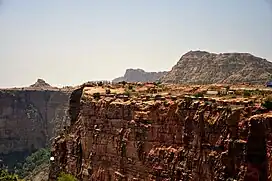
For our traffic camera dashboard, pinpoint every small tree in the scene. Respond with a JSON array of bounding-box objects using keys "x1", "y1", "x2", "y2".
[
  {"x1": 93, "y1": 92, "x2": 101, "y2": 100},
  {"x1": 105, "y1": 89, "x2": 111, "y2": 94}
]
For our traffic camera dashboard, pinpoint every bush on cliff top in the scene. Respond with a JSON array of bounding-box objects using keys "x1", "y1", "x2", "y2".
[
  {"x1": 262, "y1": 96, "x2": 272, "y2": 110},
  {"x1": 57, "y1": 172, "x2": 78, "y2": 181}
]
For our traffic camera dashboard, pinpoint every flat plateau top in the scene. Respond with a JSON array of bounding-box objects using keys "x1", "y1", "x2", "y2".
[{"x1": 81, "y1": 83, "x2": 272, "y2": 107}]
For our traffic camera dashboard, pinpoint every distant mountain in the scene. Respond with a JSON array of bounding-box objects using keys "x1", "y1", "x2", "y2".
[
  {"x1": 160, "y1": 51, "x2": 272, "y2": 84},
  {"x1": 30, "y1": 79, "x2": 52, "y2": 88},
  {"x1": 112, "y1": 69, "x2": 168, "y2": 83}
]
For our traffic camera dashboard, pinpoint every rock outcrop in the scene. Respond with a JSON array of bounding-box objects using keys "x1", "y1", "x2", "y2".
[
  {"x1": 30, "y1": 79, "x2": 52, "y2": 88},
  {"x1": 113, "y1": 69, "x2": 168, "y2": 83},
  {"x1": 161, "y1": 51, "x2": 272, "y2": 84},
  {"x1": 0, "y1": 88, "x2": 70, "y2": 169},
  {"x1": 49, "y1": 83, "x2": 272, "y2": 181}
]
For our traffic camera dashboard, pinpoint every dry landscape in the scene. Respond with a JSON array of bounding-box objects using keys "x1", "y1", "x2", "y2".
[
  {"x1": 1, "y1": 51, "x2": 272, "y2": 181},
  {"x1": 49, "y1": 81, "x2": 272, "y2": 181}
]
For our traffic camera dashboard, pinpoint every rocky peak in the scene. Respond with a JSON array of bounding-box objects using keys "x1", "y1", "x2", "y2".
[
  {"x1": 161, "y1": 51, "x2": 272, "y2": 84},
  {"x1": 30, "y1": 79, "x2": 52, "y2": 88}
]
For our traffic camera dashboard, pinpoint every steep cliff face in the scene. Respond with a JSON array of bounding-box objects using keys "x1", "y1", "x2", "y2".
[
  {"x1": 0, "y1": 88, "x2": 70, "y2": 168},
  {"x1": 113, "y1": 69, "x2": 168, "y2": 83},
  {"x1": 49, "y1": 84, "x2": 272, "y2": 181},
  {"x1": 161, "y1": 51, "x2": 272, "y2": 84}
]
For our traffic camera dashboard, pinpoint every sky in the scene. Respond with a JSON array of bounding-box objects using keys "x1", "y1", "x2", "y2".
[{"x1": 0, "y1": 0, "x2": 271, "y2": 88}]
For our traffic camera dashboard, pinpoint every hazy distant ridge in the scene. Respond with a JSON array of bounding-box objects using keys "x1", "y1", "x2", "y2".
[
  {"x1": 161, "y1": 50, "x2": 272, "y2": 84},
  {"x1": 112, "y1": 69, "x2": 168, "y2": 83}
]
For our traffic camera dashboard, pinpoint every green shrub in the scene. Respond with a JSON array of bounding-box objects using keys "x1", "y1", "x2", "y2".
[
  {"x1": 124, "y1": 90, "x2": 131, "y2": 97},
  {"x1": 105, "y1": 89, "x2": 111, "y2": 94},
  {"x1": 93, "y1": 92, "x2": 101, "y2": 100},
  {"x1": 128, "y1": 85, "x2": 133, "y2": 90},
  {"x1": 0, "y1": 169, "x2": 21, "y2": 181},
  {"x1": 153, "y1": 81, "x2": 162, "y2": 86},
  {"x1": 243, "y1": 90, "x2": 251, "y2": 97},
  {"x1": 57, "y1": 172, "x2": 78, "y2": 181},
  {"x1": 15, "y1": 148, "x2": 50, "y2": 178},
  {"x1": 193, "y1": 92, "x2": 204, "y2": 97},
  {"x1": 262, "y1": 96, "x2": 272, "y2": 110}
]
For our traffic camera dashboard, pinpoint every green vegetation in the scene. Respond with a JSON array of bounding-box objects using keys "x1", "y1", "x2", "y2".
[
  {"x1": 93, "y1": 92, "x2": 101, "y2": 100},
  {"x1": 193, "y1": 92, "x2": 204, "y2": 97},
  {"x1": 262, "y1": 96, "x2": 272, "y2": 110},
  {"x1": 15, "y1": 148, "x2": 50, "y2": 178},
  {"x1": 243, "y1": 90, "x2": 251, "y2": 97},
  {"x1": 124, "y1": 89, "x2": 132, "y2": 97},
  {"x1": 57, "y1": 172, "x2": 78, "y2": 181},
  {"x1": 0, "y1": 169, "x2": 21, "y2": 181},
  {"x1": 153, "y1": 81, "x2": 162, "y2": 86},
  {"x1": 105, "y1": 88, "x2": 111, "y2": 94},
  {"x1": 128, "y1": 85, "x2": 134, "y2": 90}
]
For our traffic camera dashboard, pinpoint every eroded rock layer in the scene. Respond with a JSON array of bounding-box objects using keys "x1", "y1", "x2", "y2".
[{"x1": 49, "y1": 85, "x2": 272, "y2": 181}]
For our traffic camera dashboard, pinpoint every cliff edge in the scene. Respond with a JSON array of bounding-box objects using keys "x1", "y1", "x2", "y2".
[{"x1": 49, "y1": 83, "x2": 272, "y2": 181}]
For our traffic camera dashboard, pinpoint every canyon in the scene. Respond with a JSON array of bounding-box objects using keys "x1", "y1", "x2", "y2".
[
  {"x1": 49, "y1": 83, "x2": 272, "y2": 181},
  {"x1": 1, "y1": 50, "x2": 272, "y2": 180},
  {"x1": 0, "y1": 80, "x2": 71, "y2": 169}
]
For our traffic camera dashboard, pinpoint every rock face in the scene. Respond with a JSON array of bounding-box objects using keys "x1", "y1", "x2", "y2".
[
  {"x1": 161, "y1": 51, "x2": 272, "y2": 84},
  {"x1": 113, "y1": 69, "x2": 168, "y2": 83},
  {"x1": 49, "y1": 84, "x2": 272, "y2": 181},
  {"x1": 0, "y1": 88, "x2": 70, "y2": 168}
]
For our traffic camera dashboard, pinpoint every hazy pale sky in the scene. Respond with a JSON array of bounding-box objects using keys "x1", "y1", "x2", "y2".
[{"x1": 0, "y1": 0, "x2": 271, "y2": 88}]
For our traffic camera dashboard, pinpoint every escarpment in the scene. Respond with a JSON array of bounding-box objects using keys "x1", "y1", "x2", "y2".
[
  {"x1": 0, "y1": 88, "x2": 70, "y2": 169},
  {"x1": 49, "y1": 84, "x2": 272, "y2": 181}
]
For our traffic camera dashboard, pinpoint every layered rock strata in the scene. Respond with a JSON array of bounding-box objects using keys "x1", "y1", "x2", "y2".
[{"x1": 49, "y1": 85, "x2": 272, "y2": 181}]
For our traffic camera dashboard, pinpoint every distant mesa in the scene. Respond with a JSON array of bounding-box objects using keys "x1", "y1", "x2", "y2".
[
  {"x1": 112, "y1": 68, "x2": 168, "y2": 83},
  {"x1": 30, "y1": 79, "x2": 52, "y2": 88}
]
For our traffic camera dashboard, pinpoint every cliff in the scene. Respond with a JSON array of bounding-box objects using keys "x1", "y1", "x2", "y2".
[
  {"x1": 113, "y1": 69, "x2": 168, "y2": 83},
  {"x1": 161, "y1": 51, "x2": 272, "y2": 84},
  {"x1": 0, "y1": 87, "x2": 70, "y2": 169},
  {"x1": 49, "y1": 83, "x2": 272, "y2": 181}
]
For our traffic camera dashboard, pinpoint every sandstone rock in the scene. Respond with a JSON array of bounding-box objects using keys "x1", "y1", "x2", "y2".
[{"x1": 49, "y1": 85, "x2": 272, "y2": 181}]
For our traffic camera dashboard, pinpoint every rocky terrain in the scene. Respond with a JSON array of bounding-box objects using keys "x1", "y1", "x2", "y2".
[
  {"x1": 49, "y1": 82, "x2": 272, "y2": 181},
  {"x1": 161, "y1": 51, "x2": 272, "y2": 84},
  {"x1": 0, "y1": 79, "x2": 71, "y2": 169},
  {"x1": 113, "y1": 69, "x2": 168, "y2": 83}
]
